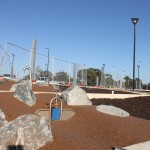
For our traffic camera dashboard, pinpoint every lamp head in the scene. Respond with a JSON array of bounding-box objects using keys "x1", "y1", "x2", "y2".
[{"x1": 131, "y1": 18, "x2": 139, "y2": 25}]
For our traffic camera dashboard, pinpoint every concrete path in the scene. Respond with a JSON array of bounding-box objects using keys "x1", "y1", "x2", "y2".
[
  {"x1": 115, "y1": 141, "x2": 150, "y2": 150},
  {"x1": 87, "y1": 93, "x2": 149, "y2": 99}
]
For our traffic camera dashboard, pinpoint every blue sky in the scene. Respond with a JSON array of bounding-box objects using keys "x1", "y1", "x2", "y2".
[{"x1": 0, "y1": 0, "x2": 150, "y2": 83}]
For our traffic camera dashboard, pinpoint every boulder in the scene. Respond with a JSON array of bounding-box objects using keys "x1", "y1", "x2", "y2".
[
  {"x1": 10, "y1": 83, "x2": 18, "y2": 92},
  {"x1": 0, "y1": 114, "x2": 53, "y2": 150},
  {"x1": 96, "y1": 105, "x2": 129, "y2": 117},
  {"x1": 0, "y1": 109, "x2": 8, "y2": 128},
  {"x1": 13, "y1": 80, "x2": 36, "y2": 106},
  {"x1": 61, "y1": 85, "x2": 92, "y2": 105},
  {"x1": 11, "y1": 80, "x2": 31, "y2": 92}
]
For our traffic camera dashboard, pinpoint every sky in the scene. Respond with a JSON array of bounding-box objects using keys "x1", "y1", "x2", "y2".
[{"x1": 0, "y1": 0, "x2": 150, "y2": 83}]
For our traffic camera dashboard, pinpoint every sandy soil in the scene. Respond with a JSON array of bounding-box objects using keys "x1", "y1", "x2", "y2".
[{"x1": 0, "y1": 81, "x2": 150, "y2": 150}]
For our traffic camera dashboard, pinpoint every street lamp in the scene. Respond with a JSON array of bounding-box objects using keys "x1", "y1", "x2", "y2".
[
  {"x1": 45, "y1": 64, "x2": 47, "y2": 77},
  {"x1": 100, "y1": 64, "x2": 105, "y2": 87},
  {"x1": 46, "y1": 48, "x2": 50, "y2": 83},
  {"x1": 11, "y1": 54, "x2": 15, "y2": 78},
  {"x1": 137, "y1": 65, "x2": 140, "y2": 79},
  {"x1": 137, "y1": 65, "x2": 140, "y2": 89},
  {"x1": 103, "y1": 64, "x2": 105, "y2": 74},
  {"x1": 131, "y1": 18, "x2": 139, "y2": 90},
  {"x1": 103, "y1": 64, "x2": 105, "y2": 87}
]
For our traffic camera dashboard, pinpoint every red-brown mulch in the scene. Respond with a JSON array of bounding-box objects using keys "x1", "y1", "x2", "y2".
[
  {"x1": 0, "y1": 82, "x2": 150, "y2": 150},
  {"x1": 59, "y1": 85, "x2": 135, "y2": 94}
]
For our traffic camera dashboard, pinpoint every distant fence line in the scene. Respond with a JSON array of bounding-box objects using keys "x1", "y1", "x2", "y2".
[
  {"x1": 1, "y1": 42, "x2": 144, "y2": 89},
  {"x1": 0, "y1": 42, "x2": 87, "y2": 85}
]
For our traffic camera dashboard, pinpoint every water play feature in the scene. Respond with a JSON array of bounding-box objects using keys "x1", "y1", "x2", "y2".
[{"x1": 35, "y1": 94, "x2": 75, "y2": 121}]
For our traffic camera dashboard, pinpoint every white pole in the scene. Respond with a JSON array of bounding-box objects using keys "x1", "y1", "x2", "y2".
[
  {"x1": 52, "y1": 56, "x2": 54, "y2": 81},
  {"x1": 68, "y1": 61, "x2": 70, "y2": 83}
]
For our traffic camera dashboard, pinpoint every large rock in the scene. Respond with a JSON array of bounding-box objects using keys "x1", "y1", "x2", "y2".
[
  {"x1": 13, "y1": 80, "x2": 36, "y2": 106},
  {"x1": 61, "y1": 85, "x2": 92, "y2": 105},
  {"x1": 0, "y1": 114, "x2": 53, "y2": 150},
  {"x1": 96, "y1": 105, "x2": 129, "y2": 117},
  {"x1": 10, "y1": 83, "x2": 18, "y2": 92},
  {"x1": 11, "y1": 80, "x2": 32, "y2": 92},
  {"x1": 0, "y1": 109, "x2": 8, "y2": 128}
]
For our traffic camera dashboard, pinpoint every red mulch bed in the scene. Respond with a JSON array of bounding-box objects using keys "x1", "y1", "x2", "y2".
[
  {"x1": 0, "y1": 81, "x2": 150, "y2": 150},
  {"x1": 91, "y1": 97, "x2": 150, "y2": 120}
]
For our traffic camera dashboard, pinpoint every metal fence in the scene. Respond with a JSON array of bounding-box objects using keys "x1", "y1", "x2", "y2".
[
  {"x1": 0, "y1": 41, "x2": 87, "y2": 85},
  {"x1": 103, "y1": 72, "x2": 142, "y2": 89}
]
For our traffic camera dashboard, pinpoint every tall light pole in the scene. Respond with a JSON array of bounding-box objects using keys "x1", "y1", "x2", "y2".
[
  {"x1": 45, "y1": 64, "x2": 47, "y2": 77},
  {"x1": 11, "y1": 54, "x2": 15, "y2": 78},
  {"x1": 81, "y1": 64, "x2": 86, "y2": 84},
  {"x1": 103, "y1": 64, "x2": 105, "y2": 87},
  {"x1": 137, "y1": 65, "x2": 140, "y2": 79},
  {"x1": 131, "y1": 18, "x2": 139, "y2": 90},
  {"x1": 100, "y1": 64, "x2": 105, "y2": 87},
  {"x1": 137, "y1": 65, "x2": 140, "y2": 89},
  {"x1": 103, "y1": 64, "x2": 105, "y2": 74},
  {"x1": 46, "y1": 48, "x2": 50, "y2": 83}
]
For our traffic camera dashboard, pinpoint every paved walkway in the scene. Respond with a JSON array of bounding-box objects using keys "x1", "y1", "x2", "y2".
[{"x1": 116, "y1": 141, "x2": 150, "y2": 150}]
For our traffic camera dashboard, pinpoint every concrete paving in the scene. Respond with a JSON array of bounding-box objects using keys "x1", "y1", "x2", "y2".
[
  {"x1": 115, "y1": 141, "x2": 150, "y2": 150},
  {"x1": 87, "y1": 93, "x2": 149, "y2": 99},
  {"x1": 35, "y1": 109, "x2": 75, "y2": 120}
]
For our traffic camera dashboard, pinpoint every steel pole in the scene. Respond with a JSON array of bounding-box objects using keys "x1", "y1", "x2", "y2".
[
  {"x1": 137, "y1": 65, "x2": 140, "y2": 89},
  {"x1": 47, "y1": 49, "x2": 49, "y2": 83},
  {"x1": 131, "y1": 18, "x2": 139, "y2": 90},
  {"x1": 11, "y1": 54, "x2": 15, "y2": 78},
  {"x1": 133, "y1": 24, "x2": 136, "y2": 90}
]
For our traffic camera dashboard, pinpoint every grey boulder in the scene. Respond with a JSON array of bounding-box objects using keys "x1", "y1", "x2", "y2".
[
  {"x1": 13, "y1": 80, "x2": 36, "y2": 106},
  {"x1": 0, "y1": 114, "x2": 53, "y2": 150},
  {"x1": 62, "y1": 85, "x2": 92, "y2": 105}
]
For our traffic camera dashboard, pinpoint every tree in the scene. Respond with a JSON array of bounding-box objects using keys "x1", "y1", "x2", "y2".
[
  {"x1": 87, "y1": 68, "x2": 101, "y2": 86},
  {"x1": 142, "y1": 83, "x2": 149, "y2": 90},
  {"x1": 124, "y1": 76, "x2": 132, "y2": 89},
  {"x1": 87, "y1": 68, "x2": 96, "y2": 86},
  {"x1": 54, "y1": 71, "x2": 69, "y2": 82},
  {"x1": 135, "y1": 78, "x2": 143, "y2": 89},
  {"x1": 105, "y1": 74, "x2": 114, "y2": 87}
]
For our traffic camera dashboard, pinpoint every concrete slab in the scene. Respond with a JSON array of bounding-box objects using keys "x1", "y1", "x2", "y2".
[
  {"x1": 61, "y1": 109, "x2": 76, "y2": 120},
  {"x1": 123, "y1": 141, "x2": 150, "y2": 150},
  {"x1": 35, "y1": 108, "x2": 75, "y2": 120},
  {"x1": 87, "y1": 93, "x2": 149, "y2": 99},
  {"x1": 115, "y1": 141, "x2": 150, "y2": 150}
]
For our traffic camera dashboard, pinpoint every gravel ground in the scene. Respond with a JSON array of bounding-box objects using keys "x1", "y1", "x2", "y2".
[{"x1": 0, "y1": 81, "x2": 150, "y2": 150}]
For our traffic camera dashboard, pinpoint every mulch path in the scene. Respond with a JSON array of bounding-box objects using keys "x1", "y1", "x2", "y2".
[{"x1": 0, "y1": 81, "x2": 150, "y2": 150}]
